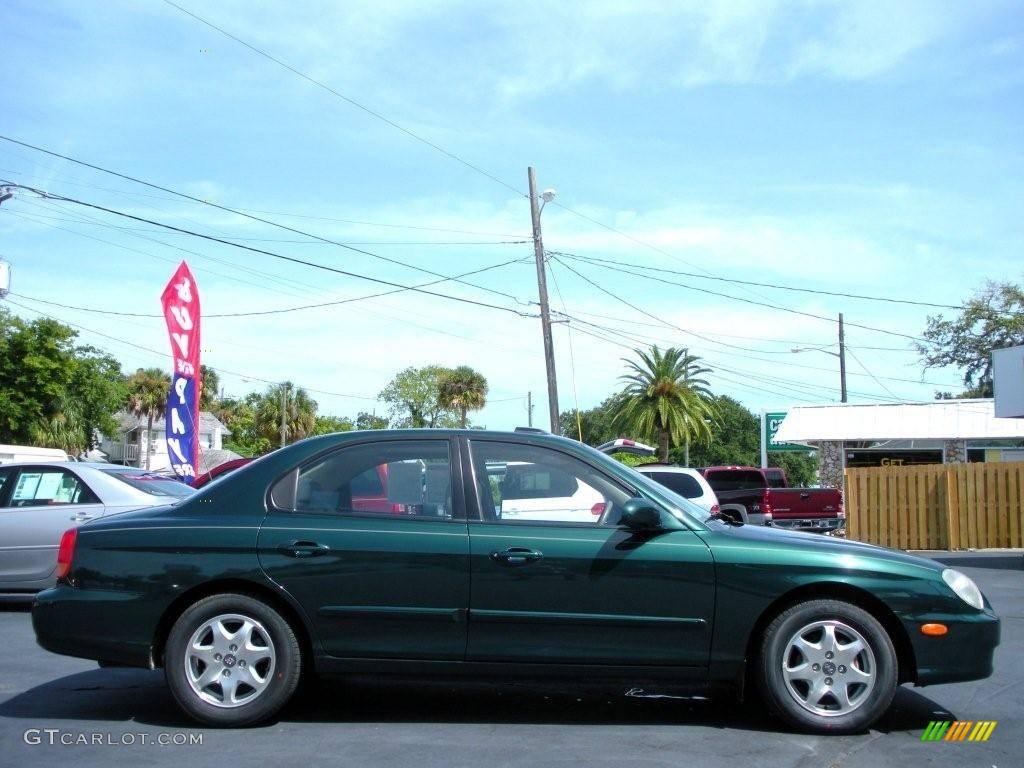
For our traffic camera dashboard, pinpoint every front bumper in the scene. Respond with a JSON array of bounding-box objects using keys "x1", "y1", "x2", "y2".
[{"x1": 906, "y1": 608, "x2": 1001, "y2": 686}]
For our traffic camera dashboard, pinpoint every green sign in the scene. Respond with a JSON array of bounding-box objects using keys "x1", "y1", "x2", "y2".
[{"x1": 765, "y1": 411, "x2": 808, "y2": 452}]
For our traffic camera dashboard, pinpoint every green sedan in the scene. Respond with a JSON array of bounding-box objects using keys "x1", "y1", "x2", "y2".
[{"x1": 31, "y1": 430, "x2": 999, "y2": 732}]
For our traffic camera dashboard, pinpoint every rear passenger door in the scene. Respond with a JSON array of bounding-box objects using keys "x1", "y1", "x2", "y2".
[
  {"x1": 257, "y1": 438, "x2": 471, "y2": 660},
  {"x1": 0, "y1": 466, "x2": 106, "y2": 584}
]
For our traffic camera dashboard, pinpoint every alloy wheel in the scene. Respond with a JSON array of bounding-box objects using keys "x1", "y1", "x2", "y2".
[
  {"x1": 184, "y1": 613, "x2": 276, "y2": 708},
  {"x1": 781, "y1": 619, "x2": 876, "y2": 717}
]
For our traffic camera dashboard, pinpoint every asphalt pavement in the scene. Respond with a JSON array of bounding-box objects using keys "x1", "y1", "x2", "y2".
[{"x1": 1, "y1": 550, "x2": 1021, "y2": 768}]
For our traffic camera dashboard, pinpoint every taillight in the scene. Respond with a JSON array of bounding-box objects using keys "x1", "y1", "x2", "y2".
[
  {"x1": 838, "y1": 499, "x2": 846, "y2": 519},
  {"x1": 761, "y1": 488, "x2": 773, "y2": 517},
  {"x1": 710, "y1": 504, "x2": 720, "y2": 514},
  {"x1": 56, "y1": 528, "x2": 77, "y2": 582},
  {"x1": 591, "y1": 503, "x2": 606, "y2": 516}
]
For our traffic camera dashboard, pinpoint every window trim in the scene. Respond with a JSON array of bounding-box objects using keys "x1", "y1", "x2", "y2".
[
  {"x1": 266, "y1": 436, "x2": 466, "y2": 522},
  {"x1": 462, "y1": 437, "x2": 641, "y2": 528}
]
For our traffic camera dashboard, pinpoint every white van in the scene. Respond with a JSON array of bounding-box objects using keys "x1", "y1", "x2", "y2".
[{"x1": 0, "y1": 445, "x2": 71, "y2": 465}]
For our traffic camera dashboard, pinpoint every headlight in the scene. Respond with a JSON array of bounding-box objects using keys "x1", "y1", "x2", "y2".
[{"x1": 942, "y1": 568, "x2": 985, "y2": 610}]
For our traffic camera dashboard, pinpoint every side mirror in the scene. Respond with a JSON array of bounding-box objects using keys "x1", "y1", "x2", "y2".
[{"x1": 619, "y1": 498, "x2": 662, "y2": 530}]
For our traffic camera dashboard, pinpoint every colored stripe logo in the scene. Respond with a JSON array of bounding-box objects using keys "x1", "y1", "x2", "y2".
[{"x1": 921, "y1": 721, "x2": 996, "y2": 742}]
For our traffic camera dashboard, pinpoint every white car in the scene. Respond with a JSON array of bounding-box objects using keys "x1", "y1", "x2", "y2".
[
  {"x1": 485, "y1": 460, "x2": 609, "y2": 523},
  {"x1": 634, "y1": 465, "x2": 720, "y2": 515},
  {"x1": 0, "y1": 462, "x2": 195, "y2": 600}
]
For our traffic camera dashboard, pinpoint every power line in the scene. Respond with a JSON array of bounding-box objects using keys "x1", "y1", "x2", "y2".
[
  {"x1": 550, "y1": 254, "x2": 825, "y2": 353},
  {"x1": 158, "y1": 1, "x2": 526, "y2": 199},
  {"x1": 0, "y1": 138, "x2": 531, "y2": 304},
  {"x1": 554, "y1": 251, "x2": 964, "y2": 310},
  {"x1": 552, "y1": 251, "x2": 929, "y2": 343},
  {"x1": 9, "y1": 257, "x2": 528, "y2": 319},
  {"x1": 2, "y1": 298, "x2": 381, "y2": 402},
  {"x1": 1, "y1": 155, "x2": 528, "y2": 237},
  {"x1": 1, "y1": 181, "x2": 537, "y2": 318}
]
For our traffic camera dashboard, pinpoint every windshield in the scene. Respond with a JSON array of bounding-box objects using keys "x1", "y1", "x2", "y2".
[{"x1": 103, "y1": 470, "x2": 196, "y2": 498}]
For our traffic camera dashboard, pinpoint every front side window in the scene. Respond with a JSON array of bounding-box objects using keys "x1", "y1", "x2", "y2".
[
  {"x1": 704, "y1": 470, "x2": 765, "y2": 492},
  {"x1": 283, "y1": 440, "x2": 453, "y2": 519},
  {"x1": 8, "y1": 469, "x2": 100, "y2": 507},
  {"x1": 469, "y1": 440, "x2": 632, "y2": 525}
]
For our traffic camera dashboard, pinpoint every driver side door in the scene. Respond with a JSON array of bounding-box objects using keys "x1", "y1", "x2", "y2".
[{"x1": 464, "y1": 438, "x2": 715, "y2": 668}]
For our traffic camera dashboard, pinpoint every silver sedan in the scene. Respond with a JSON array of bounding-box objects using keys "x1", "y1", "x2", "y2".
[{"x1": 0, "y1": 462, "x2": 194, "y2": 599}]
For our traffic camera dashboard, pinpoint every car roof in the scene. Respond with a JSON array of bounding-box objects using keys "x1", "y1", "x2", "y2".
[{"x1": 636, "y1": 465, "x2": 704, "y2": 474}]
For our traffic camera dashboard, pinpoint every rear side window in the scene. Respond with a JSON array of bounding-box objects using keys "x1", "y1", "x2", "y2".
[
  {"x1": 704, "y1": 470, "x2": 766, "y2": 492},
  {"x1": 103, "y1": 470, "x2": 195, "y2": 498},
  {"x1": 764, "y1": 469, "x2": 787, "y2": 488},
  {"x1": 276, "y1": 440, "x2": 454, "y2": 520},
  {"x1": 646, "y1": 471, "x2": 703, "y2": 499}
]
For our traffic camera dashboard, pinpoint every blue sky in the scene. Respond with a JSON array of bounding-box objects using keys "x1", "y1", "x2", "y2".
[{"x1": 2, "y1": 0, "x2": 1022, "y2": 429}]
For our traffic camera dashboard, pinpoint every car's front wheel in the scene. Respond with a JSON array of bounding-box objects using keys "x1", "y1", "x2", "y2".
[
  {"x1": 165, "y1": 593, "x2": 301, "y2": 726},
  {"x1": 758, "y1": 599, "x2": 897, "y2": 734}
]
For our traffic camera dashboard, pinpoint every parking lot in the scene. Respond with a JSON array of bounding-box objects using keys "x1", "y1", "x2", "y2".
[{"x1": 0, "y1": 551, "x2": 1020, "y2": 768}]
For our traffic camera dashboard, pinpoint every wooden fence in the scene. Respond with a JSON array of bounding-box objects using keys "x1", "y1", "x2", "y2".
[{"x1": 844, "y1": 462, "x2": 1024, "y2": 550}]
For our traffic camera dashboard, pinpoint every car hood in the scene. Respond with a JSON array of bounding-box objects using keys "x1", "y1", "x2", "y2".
[{"x1": 699, "y1": 518, "x2": 946, "y2": 575}]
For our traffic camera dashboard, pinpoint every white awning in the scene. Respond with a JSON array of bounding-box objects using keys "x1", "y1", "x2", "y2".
[{"x1": 773, "y1": 399, "x2": 1024, "y2": 443}]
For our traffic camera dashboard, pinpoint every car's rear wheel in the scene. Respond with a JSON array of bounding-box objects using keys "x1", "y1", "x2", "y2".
[
  {"x1": 758, "y1": 599, "x2": 897, "y2": 734},
  {"x1": 165, "y1": 593, "x2": 301, "y2": 727}
]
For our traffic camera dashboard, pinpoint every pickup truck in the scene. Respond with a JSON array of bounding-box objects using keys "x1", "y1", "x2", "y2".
[{"x1": 699, "y1": 465, "x2": 845, "y2": 533}]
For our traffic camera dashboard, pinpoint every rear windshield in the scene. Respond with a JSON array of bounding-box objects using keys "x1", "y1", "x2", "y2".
[
  {"x1": 103, "y1": 470, "x2": 196, "y2": 497},
  {"x1": 645, "y1": 472, "x2": 703, "y2": 499},
  {"x1": 704, "y1": 470, "x2": 766, "y2": 492}
]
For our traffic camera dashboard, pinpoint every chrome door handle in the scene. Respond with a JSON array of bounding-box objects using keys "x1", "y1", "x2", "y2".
[
  {"x1": 278, "y1": 540, "x2": 331, "y2": 558},
  {"x1": 490, "y1": 547, "x2": 543, "y2": 566},
  {"x1": 70, "y1": 514, "x2": 96, "y2": 522}
]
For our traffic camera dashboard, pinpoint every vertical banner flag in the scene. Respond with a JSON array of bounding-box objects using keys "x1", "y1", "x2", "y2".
[{"x1": 160, "y1": 261, "x2": 201, "y2": 481}]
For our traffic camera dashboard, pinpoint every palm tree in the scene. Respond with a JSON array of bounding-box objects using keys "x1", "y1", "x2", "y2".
[
  {"x1": 613, "y1": 346, "x2": 717, "y2": 463},
  {"x1": 255, "y1": 382, "x2": 317, "y2": 448},
  {"x1": 438, "y1": 366, "x2": 488, "y2": 428},
  {"x1": 125, "y1": 367, "x2": 170, "y2": 469}
]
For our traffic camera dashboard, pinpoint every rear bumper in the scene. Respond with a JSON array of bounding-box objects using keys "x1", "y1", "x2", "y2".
[
  {"x1": 907, "y1": 609, "x2": 1000, "y2": 686},
  {"x1": 32, "y1": 586, "x2": 154, "y2": 668},
  {"x1": 771, "y1": 517, "x2": 845, "y2": 532}
]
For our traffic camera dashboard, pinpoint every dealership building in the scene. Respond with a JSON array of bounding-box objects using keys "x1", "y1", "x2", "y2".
[{"x1": 773, "y1": 399, "x2": 1024, "y2": 490}]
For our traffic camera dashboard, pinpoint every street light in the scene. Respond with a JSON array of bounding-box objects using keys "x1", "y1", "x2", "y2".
[
  {"x1": 528, "y1": 167, "x2": 560, "y2": 433},
  {"x1": 791, "y1": 317, "x2": 848, "y2": 403}
]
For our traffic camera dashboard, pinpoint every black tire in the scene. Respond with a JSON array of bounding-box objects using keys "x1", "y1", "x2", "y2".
[
  {"x1": 164, "y1": 593, "x2": 302, "y2": 727},
  {"x1": 758, "y1": 599, "x2": 897, "y2": 734}
]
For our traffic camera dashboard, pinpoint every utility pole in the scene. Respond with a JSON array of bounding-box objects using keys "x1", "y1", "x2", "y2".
[
  {"x1": 528, "y1": 167, "x2": 560, "y2": 434},
  {"x1": 280, "y1": 384, "x2": 288, "y2": 448},
  {"x1": 838, "y1": 313, "x2": 848, "y2": 403},
  {"x1": 527, "y1": 391, "x2": 534, "y2": 427}
]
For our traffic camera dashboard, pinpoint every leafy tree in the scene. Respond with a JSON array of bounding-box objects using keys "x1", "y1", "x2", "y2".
[
  {"x1": 254, "y1": 382, "x2": 317, "y2": 447},
  {"x1": 684, "y1": 395, "x2": 760, "y2": 467},
  {"x1": 613, "y1": 346, "x2": 717, "y2": 462},
  {"x1": 918, "y1": 280, "x2": 1024, "y2": 397},
  {"x1": 438, "y1": 366, "x2": 488, "y2": 428},
  {"x1": 379, "y1": 366, "x2": 460, "y2": 428},
  {"x1": 0, "y1": 310, "x2": 125, "y2": 454},
  {"x1": 313, "y1": 414, "x2": 355, "y2": 435},
  {"x1": 559, "y1": 395, "x2": 624, "y2": 445},
  {"x1": 125, "y1": 367, "x2": 170, "y2": 470},
  {"x1": 199, "y1": 364, "x2": 220, "y2": 410},
  {"x1": 683, "y1": 395, "x2": 817, "y2": 484},
  {"x1": 215, "y1": 394, "x2": 268, "y2": 457},
  {"x1": 355, "y1": 411, "x2": 389, "y2": 430}
]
